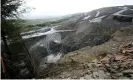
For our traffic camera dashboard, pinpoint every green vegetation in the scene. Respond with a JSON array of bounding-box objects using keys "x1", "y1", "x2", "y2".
[
  {"x1": 1, "y1": 0, "x2": 36, "y2": 79},
  {"x1": 36, "y1": 21, "x2": 60, "y2": 27},
  {"x1": 21, "y1": 24, "x2": 35, "y2": 32},
  {"x1": 1, "y1": 0, "x2": 25, "y2": 55},
  {"x1": 23, "y1": 13, "x2": 84, "y2": 30},
  {"x1": 2, "y1": 19, "x2": 26, "y2": 42},
  {"x1": 21, "y1": 20, "x2": 61, "y2": 32}
]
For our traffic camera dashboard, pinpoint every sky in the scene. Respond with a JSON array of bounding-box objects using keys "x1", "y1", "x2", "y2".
[{"x1": 21, "y1": 0, "x2": 133, "y2": 19}]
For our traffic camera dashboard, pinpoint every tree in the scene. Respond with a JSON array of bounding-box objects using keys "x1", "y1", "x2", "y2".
[
  {"x1": 1, "y1": 0, "x2": 24, "y2": 55},
  {"x1": 1, "y1": 0, "x2": 36, "y2": 78},
  {"x1": 1, "y1": 0, "x2": 23, "y2": 19},
  {"x1": 1, "y1": 0, "x2": 24, "y2": 78}
]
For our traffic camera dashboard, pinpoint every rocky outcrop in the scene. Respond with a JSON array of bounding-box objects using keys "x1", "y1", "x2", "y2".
[{"x1": 38, "y1": 26, "x2": 133, "y2": 79}]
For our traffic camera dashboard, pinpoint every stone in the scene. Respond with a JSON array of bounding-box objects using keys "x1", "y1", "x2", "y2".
[
  {"x1": 114, "y1": 73, "x2": 123, "y2": 77},
  {"x1": 92, "y1": 71, "x2": 99, "y2": 78},
  {"x1": 104, "y1": 64, "x2": 110, "y2": 67},
  {"x1": 72, "y1": 76, "x2": 78, "y2": 79},
  {"x1": 114, "y1": 55, "x2": 124, "y2": 61},
  {"x1": 123, "y1": 43, "x2": 133, "y2": 48},
  {"x1": 131, "y1": 60, "x2": 133, "y2": 65},
  {"x1": 109, "y1": 56, "x2": 115, "y2": 64},
  {"x1": 100, "y1": 56, "x2": 109, "y2": 64},
  {"x1": 106, "y1": 67, "x2": 117, "y2": 73},
  {"x1": 118, "y1": 76, "x2": 129, "y2": 79},
  {"x1": 80, "y1": 77, "x2": 84, "y2": 79},
  {"x1": 106, "y1": 73, "x2": 110, "y2": 76},
  {"x1": 88, "y1": 63, "x2": 97, "y2": 70},
  {"x1": 123, "y1": 70, "x2": 133, "y2": 74},
  {"x1": 122, "y1": 49, "x2": 133, "y2": 54},
  {"x1": 84, "y1": 74, "x2": 92, "y2": 79},
  {"x1": 92, "y1": 70, "x2": 108, "y2": 79},
  {"x1": 97, "y1": 63, "x2": 103, "y2": 67},
  {"x1": 113, "y1": 65, "x2": 119, "y2": 70},
  {"x1": 97, "y1": 70, "x2": 108, "y2": 79},
  {"x1": 86, "y1": 70, "x2": 91, "y2": 74},
  {"x1": 92, "y1": 59, "x2": 98, "y2": 63}
]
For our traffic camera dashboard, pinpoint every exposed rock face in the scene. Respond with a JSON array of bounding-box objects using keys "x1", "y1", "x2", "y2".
[{"x1": 39, "y1": 26, "x2": 133, "y2": 79}]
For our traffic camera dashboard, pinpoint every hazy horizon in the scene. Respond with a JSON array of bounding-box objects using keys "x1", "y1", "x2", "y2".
[{"x1": 20, "y1": 0, "x2": 133, "y2": 19}]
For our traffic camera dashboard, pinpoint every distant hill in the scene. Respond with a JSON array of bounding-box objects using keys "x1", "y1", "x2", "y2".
[
  {"x1": 56, "y1": 5, "x2": 133, "y2": 51},
  {"x1": 24, "y1": 14, "x2": 76, "y2": 25}
]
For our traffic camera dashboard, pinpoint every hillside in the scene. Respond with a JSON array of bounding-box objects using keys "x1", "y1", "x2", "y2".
[
  {"x1": 56, "y1": 5, "x2": 133, "y2": 52},
  {"x1": 36, "y1": 5, "x2": 133, "y2": 79},
  {"x1": 39, "y1": 25, "x2": 133, "y2": 79},
  {"x1": 20, "y1": 5, "x2": 133, "y2": 79}
]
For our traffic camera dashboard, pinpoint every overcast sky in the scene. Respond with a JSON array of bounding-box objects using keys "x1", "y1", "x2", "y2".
[{"x1": 21, "y1": 0, "x2": 133, "y2": 19}]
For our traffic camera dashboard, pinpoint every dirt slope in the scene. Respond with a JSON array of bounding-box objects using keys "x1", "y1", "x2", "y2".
[{"x1": 39, "y1": 25, "x2": 133, "y2": 79}]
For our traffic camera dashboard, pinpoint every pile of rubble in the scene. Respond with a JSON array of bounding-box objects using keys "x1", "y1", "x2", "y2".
[
  {"x1": 40, "y1": 43, "x2": 133, "y2": 79},
  {"x1": 82, "y1": 42, "x2": 133, "y2": 79}
]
